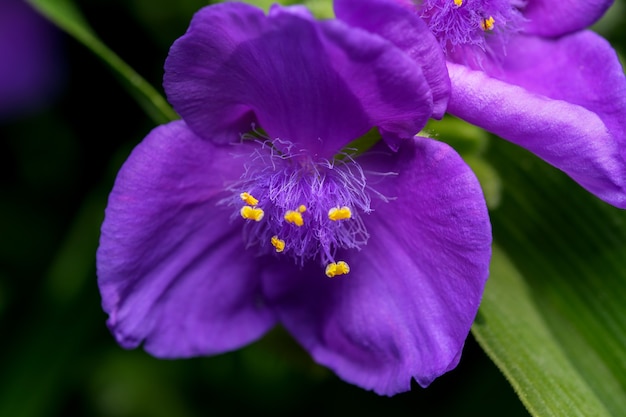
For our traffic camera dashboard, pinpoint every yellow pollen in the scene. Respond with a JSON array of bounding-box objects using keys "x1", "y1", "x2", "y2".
[
  {"x1": 284, "y1": 210, "x2": 304, "y2": 226},
  {"x1": 454, "y1": 0, "x2": 462, "y2": 6},
  {"x1": 481, "y1": 16, "x2": 495, "y2": 31},
  {"x1": 325, "y1": 261, "x2": 350, "y2": 278},
  {"x1": 328, "y1": 206, "x2": 352, "y2": 221},
  {"x1": 298, "y1": 205, "x2": 307, "y2": 213},
  {"x1": 240, "y1": 192, "x2": 259, "y2": 206},
  {"x1": 240, "y1": 205, "x2": 264, "y2": 221},
  {"x1": 271, "y1": 236, "x2": 285, "y2": 253}
]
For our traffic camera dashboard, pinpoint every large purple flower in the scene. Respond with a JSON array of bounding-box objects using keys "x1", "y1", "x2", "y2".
[
  {"x1": 338, "y1": 0, "x2": 626, "y2": 207},
  {"x1": 97, "y1": 1, "x2": 492, "y2": 395}
]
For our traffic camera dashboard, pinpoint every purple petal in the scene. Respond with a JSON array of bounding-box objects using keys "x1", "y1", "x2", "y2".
[
  {"x1": 523, "y1": 0, "x2": 614, "y2": 37},
  {"x1": 0, "y1": 0, "x2": 62, "y2": 118},
  {"x1": 334, "y1": 0, "x2": 450, "y2": 119},
  {"x1": 164, "y1": 2, "x2": 437, "y2": 156},
  {"x1": 265, "y1": 137, "x2": 491, "y2": 395},
  {"x1": 97, "y1": 121, "x2": 276, "y2": 357},
  {"x1": 448, "y1": 31, "x2": 626, "y2": 207}
]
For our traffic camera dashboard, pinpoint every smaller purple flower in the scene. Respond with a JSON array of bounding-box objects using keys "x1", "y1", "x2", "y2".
[
  {"x1": 97, "y1": 1, "x2": 492, "y2": 395},
  {"x1": 339, "y1": 0, "x2": 626, "y2": 207},
  {"x1": 418, "y1": 0, "x2": 525, "y2": 57},
  {"x1": 0, "y1": 0, "x2": 62, "y2": 119}
]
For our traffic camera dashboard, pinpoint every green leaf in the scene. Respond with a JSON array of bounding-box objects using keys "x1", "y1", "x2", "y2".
[
  {"x1": 26, "y1": 0, "x2": 178, "y2": 124},
  {"x1": 225, "y1": 0, "x2": 335, "y2": 18},
  {"x1": 473, "y1": 138, "x2": 626, "y2": 417}
]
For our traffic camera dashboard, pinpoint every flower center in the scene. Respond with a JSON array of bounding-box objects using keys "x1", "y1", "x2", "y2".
[
  {"x1": 226, "y1": 142, "x2": 376, "y2": 277},
  {"x1": 416, "y1": 0, "x2": 524, "y2": 56}
]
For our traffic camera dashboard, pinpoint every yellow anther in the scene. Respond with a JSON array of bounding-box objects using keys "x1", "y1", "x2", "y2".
[
  {"x1": 271, "y1": 236, "x2": 285, "y2": 253},
  {"x1": 240, "y1": 205, "x2": 264, "y2": 221},
  {"x1": 481, "y1": 16, "x2": 495, "y2": 31},
  {"x1": 328, "y1": 206, "x2": 352, "y2": 221},
  {"x1": 284, "y1": 210, "x2": 304, "y2": 227},
  {"x1": 298, "y1": 205, "x2": 307, "y2": 213},
  {"x1": 240, "y1": 192, "x2": 259, "y2": 206},
  {"x1": 454, "y1": 0, "x2": 462, "y2": 6},
  {"x1": 325, "y1": 261, "x2": 350, "y2": 278}
]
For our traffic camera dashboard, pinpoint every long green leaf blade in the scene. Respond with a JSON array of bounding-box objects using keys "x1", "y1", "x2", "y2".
[
  {"x1": 474, "y1": 138, "x2": 626, "y2": 417},
  {"x1": 474, "y1": 246, "x2": 621, "y2": 417}
]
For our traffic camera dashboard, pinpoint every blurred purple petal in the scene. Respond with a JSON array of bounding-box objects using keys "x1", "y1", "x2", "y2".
[
  {"x1": 97, "y1": 121, "x2": 277, "y2": 357},
  {"x1": 266, "y1": 137, "x2": 491, "y2": 395},
  {"x1": 448, "y1": 31, "x2": 626, "y2": 207},
  {"x1": 0, "y1": 0, "x2": 63, "y2": 118},
  {"x1": 397, "y1": 0, "x2": 626, "y2": 206},
  {"x1": 523, "y1": 0, "x2": 614, "y2": 37}
]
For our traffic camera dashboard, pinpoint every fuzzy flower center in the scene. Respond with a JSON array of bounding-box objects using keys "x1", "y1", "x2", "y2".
[
  {"x1": 226, "y1": 142, "x2": 378, "y2": 277},
  {"x1": 416, "y1": 0, "x2": 524, "y2": 54}
]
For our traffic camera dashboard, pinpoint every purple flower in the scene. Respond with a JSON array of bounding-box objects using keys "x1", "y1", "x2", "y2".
[
  {"x1": 338, "y1": 0, "x2": 626, "y2": 207},
  {"x1": 0, "y1": 0, "x2": 62, "y2": 119},
  {"x1": 97, "y1": 1, "x2": 492, "y2": 395}
]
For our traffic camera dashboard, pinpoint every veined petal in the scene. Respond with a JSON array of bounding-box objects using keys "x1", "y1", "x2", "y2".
[
  {"x1": 265, "y1": 137, "x2": 491, "y2": 395},
  {"x1": 448, "y1": 32, "x2": 626, "y2": 208},
  {"x1": 334, "y1": 0, "x2": 450, "y2": 120},
  {"x1": 97, "y1": 121, "x2": 276, "y2": 357},
  {"x1": 164, "y1": 2, "x2": 437, "y2": 156},
  {"x1": 523, "y1": 0, "x2": 614, "y2": 37}
]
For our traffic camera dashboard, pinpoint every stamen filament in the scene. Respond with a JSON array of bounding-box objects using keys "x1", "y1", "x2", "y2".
[{"x1": 227, "y1": 142, "x2": 375, "y2": 272}]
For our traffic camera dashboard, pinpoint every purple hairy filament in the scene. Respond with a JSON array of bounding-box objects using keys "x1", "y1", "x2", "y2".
[
  {"x1": 223, "y1": 140, "x2": 383, "y2": 278},
  {"x1": 416, "y1": 0, "x2": 525, "y2": 56}
]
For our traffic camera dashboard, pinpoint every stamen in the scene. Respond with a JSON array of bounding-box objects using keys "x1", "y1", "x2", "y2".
[
  {"x1": 240, "y1": 205, "x2": 264, "y2": 221},
  {"x1": 284, "y1": 209, "x2": 304, "y2": 227},
  {"x1": 480, "y1": 16, "x2": 495, "y2": 31},
  {"x1": 417, "y1": 0, "x2": 523, "y2": 59},
  {"x1": 226, "y1": 140, "x2": 378, "y2": 269},
  {"x1": 328, "y1": 206, "x2": 352, "y2": 221},
  {"x1": 271, "y1": 236, "x2": 285, "y2": 253},
  {"x1": 240, "y1": 192, "x2": 259, "y2": 206},
  {"x1": 325, "y1": 261, "x2": 350, "y2": 278}
]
